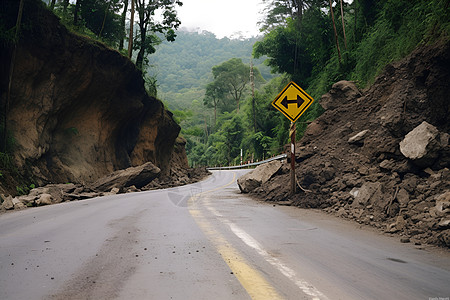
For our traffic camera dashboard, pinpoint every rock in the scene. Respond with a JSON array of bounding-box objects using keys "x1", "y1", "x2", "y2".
[
  {"x1": 438, "y1": 219, "x2": 450, "y2": 228},
  {"x1": 237, "y1": 160, "x2": 283, "y2": 193},
  {"x1": 395, "y1": 215, "x2": 407, "y2": 231},
  {"x1": 351, "y1": 182, "x2": 383, "y2": 208},
  {"x1": 400, "y1": 237, "x2": 410, "y2": 243},
  {"x1": 399, "y1": 121, "x2": 444, "y2": 167},
  {"x1": 437, "y1": 230, "x2": 450, "y2": 247},
  {"x1": 126, "y1": 185, "x2": 139, "y2": 193},
  {"x1": 396, "y1": 188, "x2": 410, "y2": 207},
  {"x1": 320, "y1": 80, "x2": 362, "y2": 110},
  {"x1": 13, "y1": 198, "x2": 26, "y2": 209},
  {"x1": 17, "y1": 195, "x2": 37, "y2": 206},
  {"x1": 348, "y1": 130, "x2": 369, "y2": 144},
  {"x1": 1, "y1": 195, "x2": 15, "y2": 210},
  {"x1": 65, "y1": 192, "x2": 101, "y2": 201},
  {"x1": 91, "y1": 162, "x2": 161, "y2": 192},
  {"x1": 110, "y1": 187, "x2": 120, "y2": 195},
  {"x1": 349, "y1": 187, "x2": 359, "y2": 198},
  {"x1": 36, "y1": 194, "x2": 53, "y2": 206},
  {"x1": 436, "y1": 191, "x2": 450, "y2": 213}
]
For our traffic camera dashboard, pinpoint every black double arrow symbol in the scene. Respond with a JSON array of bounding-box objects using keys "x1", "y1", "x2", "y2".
[{"x1": 280, "y1": 95, "x2": 304, "y2": 109}]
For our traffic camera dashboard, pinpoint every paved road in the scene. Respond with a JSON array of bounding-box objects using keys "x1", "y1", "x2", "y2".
[{"x1": 1, "y1": 170, "x2": 449, "y2": 299}]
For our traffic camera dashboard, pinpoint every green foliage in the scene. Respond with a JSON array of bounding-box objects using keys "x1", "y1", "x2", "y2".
[
  {"x1": 64, "y1": 127, "x2": 79, "y2": 136},
  {"x1": 149, "y1": 30, "x2": 275, "y2": 110},
  {"x1": 257, "y1": 0, "x2": 450, "y2": 96},
  {"x1": 16, "y1": 185, "x2": 27, "y2": 196},
  {"x1": 77, "y1": 0, "x2": 123, "y2": 45}
]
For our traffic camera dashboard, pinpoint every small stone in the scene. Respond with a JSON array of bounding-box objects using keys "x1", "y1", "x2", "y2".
[{"x1": 400, "y1": 237, "x2": 410, "y2": 243}]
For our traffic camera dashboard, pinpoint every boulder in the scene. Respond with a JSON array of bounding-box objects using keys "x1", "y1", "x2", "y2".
[
  {"x1": 91, "y1": 162, "x2": 161, "y2": 192},
  {"x1": 237, "y1": 160, "x2": 283, "y2": 193},
  {"x1": 36, "y1": 193, "x2": 53, "y2": 206},
  {"x1": 320, "y1": 80, "x2": 362, "y2": 110},
  {"x1": 399, "y1": 121, "x2": 446, "y2": 167},
  {"x1": 1, "y1": 194, "x2": 14, "y2": 210}
]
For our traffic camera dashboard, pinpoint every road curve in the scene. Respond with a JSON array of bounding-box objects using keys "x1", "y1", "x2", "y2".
[{"x1": 0, "y1": 170, "x2": 449, "y2": 299}]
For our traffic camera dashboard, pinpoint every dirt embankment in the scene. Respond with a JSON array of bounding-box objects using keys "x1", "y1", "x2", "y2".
[
  {"x1": 0, "y1": 0, "x2": 184, "y2": 195},
  {"x1": 252, "y1": 39, "x2": 450, "y2": 247}
]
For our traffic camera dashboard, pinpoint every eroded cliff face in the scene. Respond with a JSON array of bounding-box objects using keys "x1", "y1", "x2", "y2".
[{"x1": 1, "y1": 0, "x2": 181, "y2": 186}]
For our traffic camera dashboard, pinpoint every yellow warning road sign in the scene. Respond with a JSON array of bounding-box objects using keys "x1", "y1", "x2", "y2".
[{"x1": 271, "y1": 81, "x2": 314, "y2": 122}]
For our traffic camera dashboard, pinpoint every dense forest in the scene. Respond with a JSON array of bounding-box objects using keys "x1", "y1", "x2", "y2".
[
  {"x1": 148, "y1": 30, "x2": 275, "y2": 110},
  {"x1": 2, "y1": 0, "x2": 449, "y2": 170}
]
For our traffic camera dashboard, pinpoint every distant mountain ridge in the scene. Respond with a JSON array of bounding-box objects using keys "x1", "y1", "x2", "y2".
[{"x1": 148, "y1": 30, "x2": 274, "y2": 110}]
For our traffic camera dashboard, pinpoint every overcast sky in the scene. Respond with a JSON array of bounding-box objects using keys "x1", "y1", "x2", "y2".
[{"x1": 177, "y1": 0, "x2": 266, "y2": 39}]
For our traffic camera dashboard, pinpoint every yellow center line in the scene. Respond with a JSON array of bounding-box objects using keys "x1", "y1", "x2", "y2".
[{"x1": 188, "y1": 172, "x2": 284, "y2": 300}]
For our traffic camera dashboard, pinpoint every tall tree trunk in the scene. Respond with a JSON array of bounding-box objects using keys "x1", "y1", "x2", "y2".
[
  {"x1": 50, "y1": 0, "x2": 56, "y2": 11},
  {"x1": 353, "y1": 0, "x2": 357, "y2": 44},
  {"x1": 135, "y1": 25, "x2": 146, "y2": 70},
  {"x1": 119, "y1": 0, "x2": 129, "y2": 50},
  {"x1": 295, "y1": 0, "x2": 303, "y2": 22},
  {"x1": 329, "y1": 0, "x2": 342, "y2": 62},
  {"x1": 98, "y1": 2, "x2": 110, "y2": 38},
  {"x1": 204, "y1": 116, "x2": 208, "y2": 143},
  {"x1": 62, "y1": 0, "x2": 69, "y2": 16},
  {"x1": 3, "y1": 0, "x2": 24, "y2": 152},
  {"x1": 340, "y1": 0, "x2": 347, "y2": 50},
  {"x1": 73, "y1": 0, "x2": 80, "y2": 26},
  {"x1": 250, "y1": 61, "x2": 256, "y2": 133},
  {"x1": 128, "y1": 0, "x2": 135, "y2": 58}
]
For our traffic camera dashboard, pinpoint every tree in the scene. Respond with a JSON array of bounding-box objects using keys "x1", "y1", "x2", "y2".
[
  {"x1": 203, "y1": 81, "x2": 225, "y2": 127},
  {"x1": 73, "y1": 0, "x2": 80, "y2": 26},
  {"x1": 260, "y1": 0, "x2": 327, "y2": 31},
  {"x1": 134, "y1": 0, "x2": 182, "y2": 71},
  {"x1": 119, "y1": 0, "x2": 128, "y2": 50},
  {"x1": 211, "y1": 58, "x2": 252, "y2": 112},
  {"x1": 128, "y1": 0, "x2": 134, "y2": 58},
  {"x1": 254, "y1": 1, "x2": 332, "y2": 85},
  {"x1": 79, "y1": 0, "x2": 122, "y2": 45}
]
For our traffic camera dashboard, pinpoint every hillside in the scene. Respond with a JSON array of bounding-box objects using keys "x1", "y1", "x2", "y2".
[
  {"x1": 248, "y1": 39, "x2": 450, "y2": 247},
  {"x1": 0, "y1": 0, "x2": 184, "y2": 196},
  {"x1": 148, "y1": 30, "x2": 275, "y2": 110}
]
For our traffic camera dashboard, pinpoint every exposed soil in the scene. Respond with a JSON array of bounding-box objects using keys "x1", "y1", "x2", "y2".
[{"x1": 251, "y1": 39, "x2": 450, "y2": 248}]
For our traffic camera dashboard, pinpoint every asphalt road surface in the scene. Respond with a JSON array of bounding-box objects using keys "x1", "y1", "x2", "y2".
[{"x1": 1, "y1": 170, "x2": 449, "y2": 300}]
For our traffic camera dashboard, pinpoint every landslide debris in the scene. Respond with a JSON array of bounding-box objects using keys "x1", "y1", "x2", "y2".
[{"x1": 250, "y1": 39, "x2": 450, "y2": 247}]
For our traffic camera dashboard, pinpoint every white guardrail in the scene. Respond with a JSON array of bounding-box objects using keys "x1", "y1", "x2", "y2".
[{"x1": 207, "y1": 153, "x2": 287, "y2": 170}]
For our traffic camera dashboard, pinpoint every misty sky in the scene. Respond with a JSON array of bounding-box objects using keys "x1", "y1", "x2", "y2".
[{"x1": 177, "y1": 0, "x2": 265, "y2": 38}]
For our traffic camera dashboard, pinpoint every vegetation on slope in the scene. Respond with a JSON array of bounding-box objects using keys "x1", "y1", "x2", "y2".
[{"x1": 167, "y1": 0, "x2": 449, "y2": 167}]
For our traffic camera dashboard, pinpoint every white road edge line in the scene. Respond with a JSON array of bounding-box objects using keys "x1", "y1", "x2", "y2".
[{"x1": 207, "y1": 206, "x2": 328, "y2": 300}]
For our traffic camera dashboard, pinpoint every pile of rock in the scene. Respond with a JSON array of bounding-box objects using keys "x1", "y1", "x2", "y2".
[
  {"x1": 0, "y1": 162, "x2": 210, "y2": 211},
  {"x1": 319, "y1": 120, "x2": 449, "y2": 246}
]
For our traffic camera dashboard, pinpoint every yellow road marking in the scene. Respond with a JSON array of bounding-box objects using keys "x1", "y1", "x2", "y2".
[{"x1": 188, "y1": 172, "x2": 283, "y2": 300}]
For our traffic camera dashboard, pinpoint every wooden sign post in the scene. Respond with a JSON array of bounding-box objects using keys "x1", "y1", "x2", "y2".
[{"x1": 271, "y1": 82, "x2": 314, "y2": 195}]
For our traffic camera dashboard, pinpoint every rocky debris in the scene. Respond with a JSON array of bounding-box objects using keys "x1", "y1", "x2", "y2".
[
  {"x1": 251, "y1": 39, "x2": 450, "y2": 247},
  {"x1": 90, "y1": 162, "x2": 161, "y2": 192},
  {"x1": 1, "y1": 163, "x2": 210, "y2": 212},
  {"x1": 237, "y1": 160, "x2": 283, "y2": 193}
]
